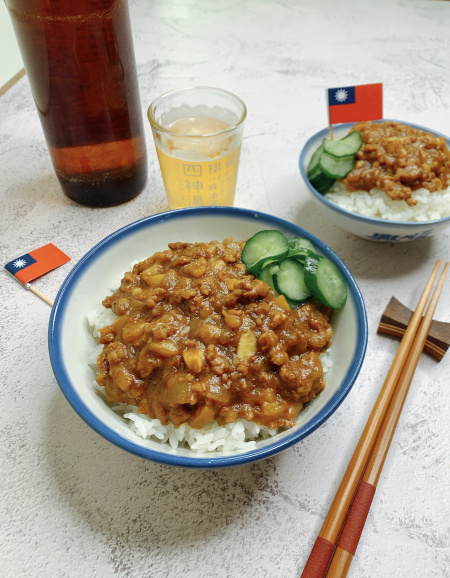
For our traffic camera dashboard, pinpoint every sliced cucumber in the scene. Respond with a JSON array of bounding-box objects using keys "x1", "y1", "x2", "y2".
[
  {"x1": 309, "y1": 168, "x2": 336, "y2": 194},
  {"x1": 319, "y1": 150, "x2": 355, "y2": 179},
  {"x1": 307, "y1": 130, "x2": 362, "y2": 191},
  {"x1": 287, "y1": 237, "x2": 316, "y2": 263},
  {"x1": 274, "y1": 258, "x2": 311, "y2": 304},
  {"x1": 304, "y1": 254, "x2": 347, "y2": 309},
  {"x1": 322, "y1": 131, "x2": 363, "y2": 158},
  {"x1": 258, "y1": 261, "x2": 280, "y2": 293},
  {"x1": 307, "y1": 143, "x2": 324, "y2": 176},
  {"x1": 242, "y1": 230, "x2": 348, "y2": 310},
  {"x1": 241, "y1": 230, "x2": 289, "y2": 274}
]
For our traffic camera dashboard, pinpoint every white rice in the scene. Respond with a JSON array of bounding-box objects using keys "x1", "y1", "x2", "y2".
[
  {"x1": 93, "y1": 393, "x2": 279, "y2": 453},
  {"x1": 87, "y1": 279, "x2": 332, "y2": 454},
  {"x1": 325, "y1": 181, "x2": 450, "y2": 222}
]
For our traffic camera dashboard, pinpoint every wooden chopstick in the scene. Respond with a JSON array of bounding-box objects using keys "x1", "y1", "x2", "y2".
[
  {"x1": 326, "y1": 262, "x2": 449, "y2": 577},
  {"x1": 301, "y1": 260, "x2": 443, "y2": 578}
]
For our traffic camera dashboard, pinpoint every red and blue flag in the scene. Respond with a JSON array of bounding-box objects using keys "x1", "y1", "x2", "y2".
[
  {"x1": 4, "y1": 243, "x2": 70, "y2": 285},
  {"x1": 328, "y1": 83, "x2": 383, "y2": 124}
]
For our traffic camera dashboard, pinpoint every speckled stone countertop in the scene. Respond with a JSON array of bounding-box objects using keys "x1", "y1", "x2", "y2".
[{"x1": 1, "y1": 1, "x2": 450, "y2": 576}]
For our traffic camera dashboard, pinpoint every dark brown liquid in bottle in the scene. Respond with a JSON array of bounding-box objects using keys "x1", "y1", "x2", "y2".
[{"x1": 6, "y1": 0, "x2": 147, "y2": 207}]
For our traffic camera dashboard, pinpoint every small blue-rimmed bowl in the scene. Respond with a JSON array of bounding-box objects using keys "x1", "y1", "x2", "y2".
[
  {"x1": 299, "y1": 120, "x2": 450, "y2": 242},
  {"x1": 48, "y1": 207, "x2": 368, "y2": 468}
]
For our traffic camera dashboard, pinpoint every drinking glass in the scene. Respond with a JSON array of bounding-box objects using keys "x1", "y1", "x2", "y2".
[{"x1": 148, "y1": 86, "x2": 246, "y2": 209}]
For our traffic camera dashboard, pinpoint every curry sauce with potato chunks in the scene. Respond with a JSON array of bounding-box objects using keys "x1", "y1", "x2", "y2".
[{"x1": 96, "y1": 239, "x2": 333, "y2": 430}]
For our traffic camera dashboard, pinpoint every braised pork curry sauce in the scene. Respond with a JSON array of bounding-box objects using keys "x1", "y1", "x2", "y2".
[
  {"x1": 342, "y1": 121, "x2": 450, "y2": 205},
  {"x1": 96, "y1": 239, "x2": 333, "y2": 431}
]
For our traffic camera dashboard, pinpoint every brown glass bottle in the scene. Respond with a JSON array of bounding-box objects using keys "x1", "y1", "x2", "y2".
[{"x1": 5, "y1": 0, "x2": 147, "y2": 207}]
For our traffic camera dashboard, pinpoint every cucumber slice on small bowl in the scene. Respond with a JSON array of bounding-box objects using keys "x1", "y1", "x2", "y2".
[
  {"x1": 308, "y1": 167, "x2": 336, "y2": 193},
  {"x1": 319, "y1": 150, "x2": 355, "y2": 179},
  {"x1": 241, "y1": 230, "x2": 289, "y2": 274},
  {"x1": 307, "y1": 143, "x2": 324, "y2": 176},
  {"x1": 273, "y1": 258, "x2": 311, "y2": 304},
  {"x1": 304, "y1": 254, "x2": 347, "y2": 309},
  {"x1": 322, "y1": 131, "x2": 363, "y2": 158}
]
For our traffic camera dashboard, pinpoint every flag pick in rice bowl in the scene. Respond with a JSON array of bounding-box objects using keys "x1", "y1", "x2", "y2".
[{"x1": 327, "y1": 83, "x2": 383, "y2": 126}]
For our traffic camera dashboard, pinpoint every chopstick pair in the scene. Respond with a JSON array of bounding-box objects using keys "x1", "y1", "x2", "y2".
[{"x1": 301, "y1": 259, "x2": 449, "y2": 578}]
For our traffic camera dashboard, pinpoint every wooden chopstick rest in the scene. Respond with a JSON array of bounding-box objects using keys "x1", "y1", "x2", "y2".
[{"x1": 378, "y1": 296, "x2": 450, "y2": 361}]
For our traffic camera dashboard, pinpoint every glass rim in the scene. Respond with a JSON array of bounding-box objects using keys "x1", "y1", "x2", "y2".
[{"x1": 147, "y1": 86, "x2": 247, "y2": 138}]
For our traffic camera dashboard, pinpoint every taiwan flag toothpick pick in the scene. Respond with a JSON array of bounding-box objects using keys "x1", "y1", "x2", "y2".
[
  {"x1": 327, "y1": 83, "x2": 383, "y2": 127},
  {"x1": 4, "y1": 243, "x2": 70, "y2": 306}
]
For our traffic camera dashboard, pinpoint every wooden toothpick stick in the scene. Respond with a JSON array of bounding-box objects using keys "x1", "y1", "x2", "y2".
[
  {"x1": 329, "y1": 123, "x2": 334, "y2": 140},
  {"x1": 26, "y1": 283, "x2": 54, "y2": 307}
]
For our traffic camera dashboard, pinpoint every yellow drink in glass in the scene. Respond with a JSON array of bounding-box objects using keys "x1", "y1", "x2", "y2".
[
  {"x1": 148, "y1": 87, "x2": 247, "y2": 209},
  {"x1": 155, "y1": 117, "x2": 241, "y2": 208}
]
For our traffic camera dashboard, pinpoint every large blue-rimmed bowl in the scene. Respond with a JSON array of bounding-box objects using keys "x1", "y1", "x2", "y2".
[
  {"x1": 48, "y1": 207, "x2": 368, "y2": 468},
  {"x1": 299, "y1": 120, "x2": 450, "y2": 242}
]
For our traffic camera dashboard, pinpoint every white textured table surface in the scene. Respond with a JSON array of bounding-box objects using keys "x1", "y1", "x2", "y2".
[{"x1": 1, "y1": 1, "x2": 450, "y2": 577}]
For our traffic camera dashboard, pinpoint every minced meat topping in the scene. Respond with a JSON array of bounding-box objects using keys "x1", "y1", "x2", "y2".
[
  {"x1": 96, "y1": 239, "x2": 333, "y2": 430},
  {"x1": 341, "y1": 121, "x2": 450, "y2": 205}
]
